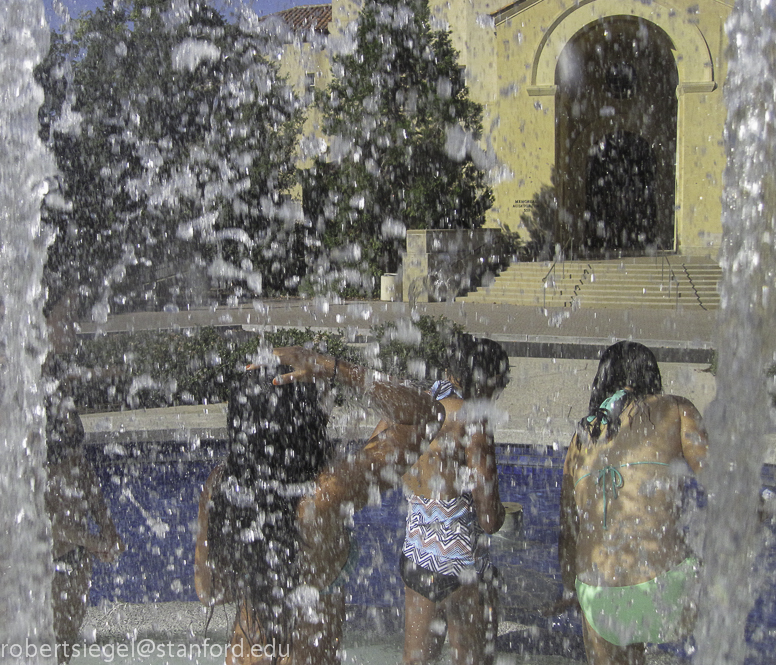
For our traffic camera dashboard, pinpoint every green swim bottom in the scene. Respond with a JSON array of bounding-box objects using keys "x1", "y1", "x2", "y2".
[{"x1": 576, "y1": 558, "x2": 700, "y2": 647}]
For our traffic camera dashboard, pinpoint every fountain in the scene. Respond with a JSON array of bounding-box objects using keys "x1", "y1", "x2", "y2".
[
  {"x1": 695, "y1": 1, "x2": 776, "y2": 663},
  {"x1": 0, "y1": 0, "x2": 57, "y2": 661},
  {"x1": 3, "y1": 0, "x2": 776, "y2": 662}
]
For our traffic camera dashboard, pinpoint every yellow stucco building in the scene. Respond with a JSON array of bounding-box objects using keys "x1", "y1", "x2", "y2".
[{"x1": 276, "y1": 0, "x2": 732, "y2": 260}]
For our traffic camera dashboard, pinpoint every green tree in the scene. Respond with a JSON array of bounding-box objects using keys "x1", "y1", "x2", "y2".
[
  {"x1": 37, "y1": 0, "x2": 303, "y2": 314},
  {"x1": 302, "y1": 0, "x2": 493, "y2": 297},
  {"x1": 519, "y1": 181, "x2": 559, "y2": 261}
]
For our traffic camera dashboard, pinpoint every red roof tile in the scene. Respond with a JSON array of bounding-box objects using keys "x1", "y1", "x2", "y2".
[{"x1": 276, "y1": 4, "x2": 332, "y2": 34}]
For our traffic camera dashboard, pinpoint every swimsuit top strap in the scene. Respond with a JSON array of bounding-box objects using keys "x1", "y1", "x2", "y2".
[
  {"x1": 584, "y1": 388, "x2": 631, "y2": 425},
  {"x1": 596, "y1": 465, "x2": 623, "y2": 529},
  {"x1": 575, "y1": 461, "x2": 670, "y2": 529},
  {"x1": 430, "y1": 380, "x2": 462, "y2": 401},
  {"x1": 580, "y1": 388, "x2": 634, "y2": 443}
]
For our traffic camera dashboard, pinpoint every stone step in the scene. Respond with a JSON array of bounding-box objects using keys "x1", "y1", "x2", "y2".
[
  {"x1": 534, "y1": 265, "x2": 721, "y2": 272},
  {"x1": 511, "y1": 278, "x2": 720, "y2": 291},
  {"x1": 492, "y1": 266, "x2": 720, "y2": 280},
  {"x1": 462, "y1": 296, "x2": 714, "y2": 310},
  {"x1": 471, "y1": 289, "x2": 718, "y2": 302},
  {"x1": 465, "y1": 287, "x2": 712, "y2": 302},
  {"x1": 471, "y1": 285, "x2": 720, "y2": 299},
  {"x1": 460, "y1": 257, "x2": 721, "y2": 309}
]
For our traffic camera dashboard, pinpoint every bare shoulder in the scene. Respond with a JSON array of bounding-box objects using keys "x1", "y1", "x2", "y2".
[
  {"x1": 646, "y1": 392, "x2": 699, "y2": 408},
  {"x1": 671, "y1": 394, "x2": 703, "y2": 417},
  {"x1": 658, "y1": 395, "x2": 708, "y2": 467},
  {"x1": 437, "y1": 396, "x2": 467, "y2": 429},
  {"x1": 641, "y1": 393, "x2": 702, "y2": 419},
  {"x1": 440, "y1": 395, "x2": 464, "y2": 414}
]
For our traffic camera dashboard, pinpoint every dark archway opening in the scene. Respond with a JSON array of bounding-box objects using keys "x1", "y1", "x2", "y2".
[
  {"x1": 555, "y1": 18, "x2": 678, "y2": 258},
  {"x1": 585, "y1": 131, "x2": 657, "y2": 253}
]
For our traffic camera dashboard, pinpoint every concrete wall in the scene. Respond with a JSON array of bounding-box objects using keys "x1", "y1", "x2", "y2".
[{"x1": 402, "y1": 228, "x2": 505, "y2": 302}]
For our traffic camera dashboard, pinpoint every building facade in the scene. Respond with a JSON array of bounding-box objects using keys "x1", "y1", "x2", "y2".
[{"x1": 278, "y1": 0, "x2": 732, "y2": 259}]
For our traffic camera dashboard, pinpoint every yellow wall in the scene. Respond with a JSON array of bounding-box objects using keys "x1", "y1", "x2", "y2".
[
  {"x1": 488, "y1": 0, "x2": 733, "y2": 256},
  {"x1": 277, "y1": 35, "x2": 332, "y2": 166},
  {"x1": 278, "y1": 0, "x2": 732, "y2": 256}
]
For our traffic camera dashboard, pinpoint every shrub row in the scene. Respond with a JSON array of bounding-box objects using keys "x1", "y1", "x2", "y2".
[{"x1": 64, "y1": 316, "x2": 463, "y2": 412}]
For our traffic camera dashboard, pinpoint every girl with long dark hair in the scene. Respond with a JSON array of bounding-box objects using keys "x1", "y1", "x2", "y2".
[
  {"x1": 196, "y1": 367, "x2": 334, "y2": 663},
  {"x1": 559, "y1": 341, "x2": 708, "y2": 665},
  {"x1": 196, "y1": 356, "x2": 445, "y2": 664},
  {"x1": 399, "y1": 335, "x2": 509, "y2": 665},
  {"x1": 273, "y1": 335, "x2": 509, "y2": 665}
]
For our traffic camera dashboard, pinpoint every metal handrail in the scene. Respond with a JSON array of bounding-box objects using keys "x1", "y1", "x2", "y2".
[
  {"x1": 541, "y1": 237, "x2": 575, "y2": 283},
  {"x1": 682, "y1": 263, "x2": 708, "y2": 311},
  {"x1": 541, "y1": 238, "x2": 577, "y2": 308},
  {"x1": 658, "y1": 251, "x2": 680, "y2": 310},
  {"x1": 571, "y1": 265, "x2": 593, "y2": 307},
  {"x1": 542, "y1": 262, "x2": 556, "y2": 309}
]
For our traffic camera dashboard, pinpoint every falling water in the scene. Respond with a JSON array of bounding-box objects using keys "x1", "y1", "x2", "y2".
[
  {"x1": 695, "y1": 1, "x2": 776, "y2": 663},
  {"x1": 0, "y1": 0, "x2": 57, "y2": 660},
  {"x1": 4, "y1": 0, "x2": 776, "y2": 661}
]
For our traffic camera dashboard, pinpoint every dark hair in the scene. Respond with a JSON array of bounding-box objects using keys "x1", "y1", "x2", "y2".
[
  {"x1": 45, "y1": 392, "x2": 84, "y2": 465},
  {"x1": 588, "y1": 341, "x2": 662, "y2": 415},
  {"x1": 208, "y1": 366, "x2": 332, "y2": 649},
  {"x1": 446, "y1": 334, "x2": 510, "y2": 399}
]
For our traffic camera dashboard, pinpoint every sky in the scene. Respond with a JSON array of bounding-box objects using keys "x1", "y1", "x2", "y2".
[{"x1": 43, "y1": 0, "x2": 317, "y2": 30}]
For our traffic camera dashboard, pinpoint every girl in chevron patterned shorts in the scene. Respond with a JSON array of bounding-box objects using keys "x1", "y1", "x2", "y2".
[
  {"x1": 270, "y1": 335, "x2": 508, "y2": 665},
  {"x1": 399, "y1": 335, "x2": 509, "y2": 665}
]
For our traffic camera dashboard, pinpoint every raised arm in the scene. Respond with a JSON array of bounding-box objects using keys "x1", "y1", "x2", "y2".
[
  {"x1": 466, "y1": 424, "x2": 505, "y2": 534},
  {"x1": 558, "y1": 435, "x2": 580, "y2": 598},
  {"x1": 47, "y1": 454, "x2": 125, "y2": 563},
  {"x1": 78, "y1": 458, "x2": 125, "y2": 563},
  {"x1": 272, "y1": 347, "x2": 444, "y2": 433},
  {"x1": 676, "y1": 396, "x2": 708, "y2": 475}
]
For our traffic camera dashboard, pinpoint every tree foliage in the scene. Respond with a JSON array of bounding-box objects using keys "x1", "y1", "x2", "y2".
[
  {"x1": 519, "y1": 181, "x2": 559, "y2": 261},
  {"x1": 302, "y1": 0, "x2": 494, "y2": 297},
  {"x1": 64, "y1": 315, "x2": 459, "y2": 410},
  {"x1": 36, "y1": 0, "x2": 304, "y2": 315}
]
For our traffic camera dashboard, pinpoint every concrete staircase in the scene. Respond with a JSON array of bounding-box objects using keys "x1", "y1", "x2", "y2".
[{"x1": 459, "y1": 256, "x2": 721, "y2": 310}]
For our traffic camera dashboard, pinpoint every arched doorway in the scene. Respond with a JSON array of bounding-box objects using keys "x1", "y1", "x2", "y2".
[
  {"x1": 586, "y1": 131, "x2": 657, "y2": 251},
  {"x1": 555, "y1": 17, "x2": 678, "y2": 257}
]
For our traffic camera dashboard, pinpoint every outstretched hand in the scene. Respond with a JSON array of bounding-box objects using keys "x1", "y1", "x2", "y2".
[{"x1": 272, "y1": 347, "x2": 331, "y2": 386}]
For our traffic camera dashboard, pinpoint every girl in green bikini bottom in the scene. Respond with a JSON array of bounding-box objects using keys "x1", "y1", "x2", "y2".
[{"x1": 559, "y1": 341, "x2": 708, "y2": 665}]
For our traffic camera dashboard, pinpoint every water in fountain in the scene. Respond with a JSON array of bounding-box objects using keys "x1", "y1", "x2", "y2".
[
  {"x1": 8, "y1": 0, "x2": 776, "y2": 662},
  {"x1": 0, "y1": 0, "x2": 58, "y2": 660},
  {"x1": 695, "y1": 1, "x2": 776, "y2": 663}
]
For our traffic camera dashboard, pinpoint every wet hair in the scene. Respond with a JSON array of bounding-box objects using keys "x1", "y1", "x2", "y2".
[
  {"x1": 45, "y1": 392, "x2": 84, "y2": 465},
  {"x1": 588, "y1": 341, "x2": 662, "y2": 415},
  {"x1": 446, "y1": 333, "x2": 510, "y2": 399},
  {"x1": 207, "y1": 366, "x2": 333, "y2": 650}
]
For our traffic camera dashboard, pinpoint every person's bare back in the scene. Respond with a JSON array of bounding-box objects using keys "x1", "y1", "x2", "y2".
[
  {"x1": 402, "y1": 396, "x2": 468, "y2": 501},
  {"x1": 566, "y1": 394, "x2": 706, "y2": 588}
]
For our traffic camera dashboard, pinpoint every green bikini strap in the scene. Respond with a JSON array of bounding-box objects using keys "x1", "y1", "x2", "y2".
[
  {"x1": 596, "y1": 465, "x2": 623, "y2": 529},
  {"x1": 574, "y1": 461, "x2": 670, "y2": 529}
]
